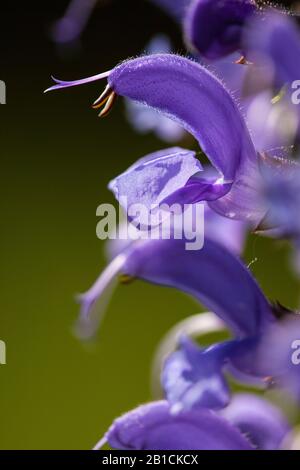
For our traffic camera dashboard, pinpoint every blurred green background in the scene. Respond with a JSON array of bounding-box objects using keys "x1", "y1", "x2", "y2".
[{"x1": 0, "y1": 0, "x2": 299, "y2": 449}]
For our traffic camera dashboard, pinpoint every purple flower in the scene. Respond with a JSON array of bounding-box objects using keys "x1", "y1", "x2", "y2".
[
  {"x1": 51, "y1": 0, "x2": 98, "y2": 45},
  {"x1": 245, "y1": 91, "x2": 299, "y2": 157},
  {"x1": 253, "y1": 315, "x2": 300, "y2": 401},
  {"x1": 150, "y1": 0, "x2": 192, "y2": 22},
  {"x1": 162, "y1": 336, "x2": 233, "y2": 412},
  {"x1": 94, "y1": 400, "x2": 253, "y2": 450},
  {"x1": 259, "y1": 155, "x2": 300, "y2": 237},
  {"x1": 45, "y1": 54, "x2": 267, "y2": 225},
  {"x1": 244, "y1": 10, "x2": 300, "y2": 91},
  {"x1": 221, "y1": 393, "x2": 291, "y2": 450},
  {"x1": 184, "y1": 0, "x2": 257, "y2": 60}
]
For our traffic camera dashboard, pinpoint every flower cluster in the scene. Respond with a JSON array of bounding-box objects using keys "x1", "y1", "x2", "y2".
[{"x1": 47, "y1": 0, "x2": 300, "y2": 450}]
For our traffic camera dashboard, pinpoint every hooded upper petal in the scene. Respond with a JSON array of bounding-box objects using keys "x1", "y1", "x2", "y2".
[
  {"x1": 97, "y1": 400, "x2": 252, "y2": 450},
  {"x1": 108, "y1": 54, "x2": 265, "y2": 223},
  {"x1": 185, "y1": 0, "x2": 257, "y2": 60},
  {"x1": 221, "y1": 393, "x2": 291, "y2": 450},
  {"x1": 109, "y1": 54, "x2": 256, "y2": 182},
  {"x1": 122, "y1": 237, "x2": 273, "y2": 337}
]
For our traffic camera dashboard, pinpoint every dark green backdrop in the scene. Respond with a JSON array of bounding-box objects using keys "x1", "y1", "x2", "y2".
[{"x1": 0, "y1": 0, "x2": 299, "y2": 449}]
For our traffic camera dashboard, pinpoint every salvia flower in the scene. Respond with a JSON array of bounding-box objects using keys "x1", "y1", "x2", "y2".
[
  {"x1": 45, "y1": 54, "x2": 269, "y2": 225},
  {"x1": 94, "y1": 400, "x2": 253, "y2": 450},
  {"x1": 94, "y1": 394, "x2": 291, "y2": 450}
]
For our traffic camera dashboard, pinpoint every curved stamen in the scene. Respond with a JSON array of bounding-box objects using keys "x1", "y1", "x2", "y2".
[
  {"x1": 92, "y1": 84, "x2": 113, "y2": 109},
  {"x1": 98, "y1": 91, "x2": 117, "y2": 118}
]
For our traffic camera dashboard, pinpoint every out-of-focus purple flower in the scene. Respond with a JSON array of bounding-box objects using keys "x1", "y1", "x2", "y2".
[
  {"x1": 51, "y1": 0, "x2": 98, "y2": 45},
  {"x1": 244, "y1": 10, "x2": 300, "y2": 91},
  {"x1": 246, "y1": 91, "x2": 298, "y2": 157},
  {"x1": 259, "y1": 154, "x2": 300, "y2": 236},
  {"x1": 221, "y1": 393, "x2": 291, "y2": 450},
  {"x1": 253, "y1": 316, "x2": 300, "y2": 401},
  {"x1": 126, "y1": 101, "x2": 187, "y2": 142},
  {"x1": 149, "y1": 0, "x2": 192, "y2": 22},
  {"x1": 94, "y1": 400, "x2": 253, "y2": 450},
  {"x1": 184, "y1": 0, "x2": 257, "y2": 60}
]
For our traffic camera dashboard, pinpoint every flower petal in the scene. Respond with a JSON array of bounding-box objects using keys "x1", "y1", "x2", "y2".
[
  {"x1": 108, "y1": 147, "x2": 202, "y2": 224},
  {"x1": 96, "y1": 400, "x2": 253, "y2": 450},
  {"x1": 245, "y1": 10, "x2": 300, "y2": 89},
  {"x1": 221, "y1": 393, "x2": 291, "y2": 450},
  {"x1": 253, "y1": 316, "x2": 300, "y2": 401},
  {"x1": 123, "y1": 237, "x2": 273, "y2": 336},
  {"x1": 162, "y1": 336, "x2": 232, "y2": 412}
]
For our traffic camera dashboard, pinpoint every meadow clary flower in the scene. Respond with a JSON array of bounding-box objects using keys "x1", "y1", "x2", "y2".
[
  {"x1": 94, "y1": 400, "x2": 253, "y2": 450},
  {"x1": 45, "y1": 54, "x2": 268, "y2": 225},
  {"x1": 184, "y1": 0, "x2": 257, "y2": 60}
]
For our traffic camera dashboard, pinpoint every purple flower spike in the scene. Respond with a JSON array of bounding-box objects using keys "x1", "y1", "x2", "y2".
[
  {"x1": 162, "y1": 336, "x2": 232, "y2": 412},
  {"x1": 221, "y1": 393, "x2": 291, "y2": 450},
  {"x1": 185, "y1": 0, "x2": 257, "y2": 60},
  {"x1": 94, "y1": 400, "x2": 253, "y2": 450}
]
